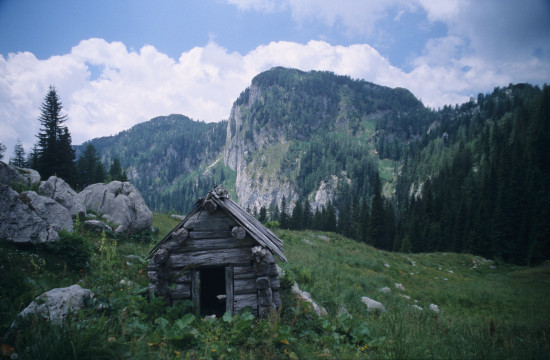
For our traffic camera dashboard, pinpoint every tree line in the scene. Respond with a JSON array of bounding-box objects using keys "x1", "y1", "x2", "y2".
[{"x1": 3, "y1": 86, "x2": 127, "y2": 189}]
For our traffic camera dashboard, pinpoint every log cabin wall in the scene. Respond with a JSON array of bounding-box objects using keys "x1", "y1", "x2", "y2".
[{"x1": 148, "y1": 207, "x2": 282, "y2": 317}]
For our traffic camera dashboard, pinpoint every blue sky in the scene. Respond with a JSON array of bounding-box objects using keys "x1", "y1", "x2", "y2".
[{"x1": 1, "y1": 0, "x2": 549, "y2": 159}]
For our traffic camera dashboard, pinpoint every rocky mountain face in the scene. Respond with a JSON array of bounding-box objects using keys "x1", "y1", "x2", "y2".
[{"x1": 224, "y1": 67, "x2": 424, "y2": 212}]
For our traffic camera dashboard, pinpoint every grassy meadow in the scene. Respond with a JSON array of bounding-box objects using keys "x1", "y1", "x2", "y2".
[{"x1": 1, "y1": 213, "x2": 549, "y2": 359}]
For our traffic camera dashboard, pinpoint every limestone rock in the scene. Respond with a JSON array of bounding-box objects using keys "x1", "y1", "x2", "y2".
[
  {"x1": 39, "y1": 176, "x2": 86, "y2": 218},
  {"x1": 13, "y1": 285, "x2": 94, "y2": 326},
  {"x1": 77, "y1": 181, "x2": 152, "y2": 234},
  {"x1": 292, "y1": 283, "x2": 327, "y2": 316},
  {"x1": 361, "y1": 296, "x2": 386, "y2": 312},
  {"x1": 0, "y1": 161, "x2": 40, "y2": 187},
  {"x1": 380, "y1": 287, "x2": 391, "y2": 293},
  {"x1": 395, "y1": 283, "x2": 405, "y2": 291},
  {"x1": 0, "y1": 185, "x2": 73, "y2": 243},
  {"x1": 429, "y1": 304, "x2": 440, "y2": 313},
  {"x1": 84, "y1": 219, "x2": 113, "y2": 233}
]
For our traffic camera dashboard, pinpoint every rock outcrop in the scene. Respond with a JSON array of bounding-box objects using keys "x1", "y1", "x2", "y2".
[
  {"x1": 77, "y1": 181, "x2": 152, "y2": 234},
  {"x1": 361, "y1": 296, "x2": 386, "y2": 312},
  {"x1": 39, "y1": 176, "x2": 86, "y2": 218},
  {"x1": 12, "y1": 285, "x2": 94, "y2": 326},
  {"x1": 0, "y1": 161, "x2": 40, "y2": 187},
  {"x1": 0, "y1": 185, "x2": 73, "y2": 243},
  {"x1": 291, "y1": 283, "x2": 327, "y2": 316}
]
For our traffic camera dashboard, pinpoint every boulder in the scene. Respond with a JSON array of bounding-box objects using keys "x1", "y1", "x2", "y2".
[
  {"x1": 84, "y1": 219, "x2": 113, "y2": 233},
  {"x1": 77, "y1": 181, "x2": 152, "y2": 234},
  {"x1": 361, "y1": 296, "x2": 386, "y2": 312},
  {"x1": 395, "y1": 283, "x2": 405, "y2": 291},
  {"x1": 12, "y1": 285, "x2": 94, "y2": 326},
  {"x1": 0, "y1": 161, "x2": 40, "y2": 187},
  {"x1": 0, "y1": 185, "x2": 73, "y2": 243},
  {"x1": 39, "y1": 176, "x2": 86, "y2": 218},
  {"x1": 292, "y1": 283, "x2": 327, "y2": 316}
]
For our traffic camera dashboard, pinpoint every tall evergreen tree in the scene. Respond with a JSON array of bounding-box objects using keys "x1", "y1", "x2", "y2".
[
  {"x1": 76, "y1": 143, "x2": 105, "y2": 188},
  {"x1": 368, "y1": 172, "x2": 387, "y2": 249},
  {"x1": 0, "y1": 141, "x2": 6, "y2": 161},
  {"x1": 9, "y1": 140, "x2": 26, "y2": 167},
  {"x1": 109, "y1": 157, "x2": 128, "y2": 182},
  {"x1": 36, "y1": 86, "x2": 75, "y2": 184},
  {"x1": 279, "y1": 196, "x2": 290, "y2": 229}
]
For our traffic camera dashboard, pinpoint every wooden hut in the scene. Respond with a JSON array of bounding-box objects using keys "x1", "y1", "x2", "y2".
[{"x1": 147, "y1": 186, "x2": 287, "y2": 318}]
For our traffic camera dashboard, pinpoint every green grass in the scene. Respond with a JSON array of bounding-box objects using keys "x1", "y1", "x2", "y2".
[{"x1": 1, "y1": 215, "x2": 549, "y2": 359}]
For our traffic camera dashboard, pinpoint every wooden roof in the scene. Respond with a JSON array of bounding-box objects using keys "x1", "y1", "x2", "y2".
[{"x1": 148, "y1": 186, "x2": 287, "y2": 262}]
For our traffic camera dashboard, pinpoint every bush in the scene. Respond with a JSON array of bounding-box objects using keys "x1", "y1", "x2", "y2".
[{"x1": 46, "y1": 230, "x2": 92, "y2": 272}]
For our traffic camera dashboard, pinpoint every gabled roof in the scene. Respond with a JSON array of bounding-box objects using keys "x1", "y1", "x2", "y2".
[{"x1": 148, "y1": 186, "x2": 287, "y2": 262}]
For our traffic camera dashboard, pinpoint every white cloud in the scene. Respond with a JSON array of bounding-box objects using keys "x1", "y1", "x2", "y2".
[{"x1": 1, "y1": 36, "x2": 549, "y2": 160}]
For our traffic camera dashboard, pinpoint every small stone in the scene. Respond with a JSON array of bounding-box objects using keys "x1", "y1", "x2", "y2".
[
  {"x1": 384, "y1": 263, "x2": 390, "y2": 268},
  {"x1": 380, "y1": 287, "x2": 391, "y2": 293},
  {"x1": 429, "y1": 304, "x2": 440, "y2": 313},
  {"x1": 361, "y1": 296, "x2": 386, "y2": 312},
  {"x1": 412, "y1": 304, "x2": 423, "y2": 311},
  {"x1": 395, "y1": 283, "x2": 405, "y2": 291}
]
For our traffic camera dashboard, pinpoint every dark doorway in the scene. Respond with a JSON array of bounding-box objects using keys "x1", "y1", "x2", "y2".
[{"x1": 200, "y1": 267, "x2": 226, "y2": 317}]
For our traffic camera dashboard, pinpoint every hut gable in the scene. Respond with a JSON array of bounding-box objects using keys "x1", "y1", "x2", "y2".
[{"x1": 147, "y1": 186, "x2": 286, "y2": 318}]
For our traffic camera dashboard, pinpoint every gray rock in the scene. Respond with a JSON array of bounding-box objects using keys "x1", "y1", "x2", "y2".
[
  {"x1": 13, "y1": 285, "x2": 94, "y2": 326},
  {"x1": 412, "y1": 304, "x2": 423, "y2": 311},
  {"x1": 0, "y1": 161, "x2": 40, "y2": 187},
  {"x1": 0, "y1": 185, "x2": 73, "y2": 243},
  {"x1": 429, "y1": 304, "x2": 440, "y2": 313},
  {"x1": 361, "y1": 296, "x2": 386, "y2": 312},
  {"x1": 39, "y1": 176, "x2": 86, "y2": 218},
  {"x1": 77, "y1": 181, "x2": 152, "y2": 234},
  {"x1": 395, "y1": 283, "x2": 405, "y2": 291},
  {"x1": 380, "y1": 287, "x2": 391, "y2": 293},
  {"x1": 292, "y1": 283, "x2": 327, "y2": 316},
  {"x1": 84, "y1": 219, "x2": 113, "y2": 233}
]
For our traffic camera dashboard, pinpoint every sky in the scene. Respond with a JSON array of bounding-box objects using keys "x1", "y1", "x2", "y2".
[{"x1": 1, "y1": 0, "x2": 549, "y2": 159}]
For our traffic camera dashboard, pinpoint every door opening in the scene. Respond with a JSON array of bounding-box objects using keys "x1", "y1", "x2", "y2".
[{"x1": 199, "y1": 267, "x2": 226, "y2": 317}]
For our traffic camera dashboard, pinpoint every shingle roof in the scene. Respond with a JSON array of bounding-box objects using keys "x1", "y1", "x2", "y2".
[{"x1": 148, "y1": 186, "x2": 287, "y2": 262}]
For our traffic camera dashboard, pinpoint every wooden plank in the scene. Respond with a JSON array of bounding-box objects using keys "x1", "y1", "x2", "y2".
[
  {"x1": 192, "y1": 270, "x2": 200, "y2": 313},
  {"x1": 184, "y1": 210, "x2": 236, "y2": 231},
  {"x1": 189, "y1": 231, "x2": 232, "y2": 240},
  {"x1": 168, "y1": 248, "x2": 252, "y2": 269},
  {"x1": 234, "y1": 278, "x2": 257, "y2": 295},
  {"x1": 148, "y1": 271, "x2": 159, "y2": 283},
  {"x1": 234, "y1": 293, "x2": 258, "y2": 314},
  {"x1": 225, "y1": 266, "x2": 234, "y2": 314},
  {"x1": 234, "y1": 265, "x2": 255, "y2": 279},
  {"x1": 170, "y1": 283, "x2": 191, "y2": 300},
  {"x1": 269, "y1": 277, "x2": 281, "y2": 290},
  {"x1": 169, "y1": 270, "x2": 191, "y2": 283},
  {"x1": 171, "y1": 237, "x2": 255, "y2": 253}
]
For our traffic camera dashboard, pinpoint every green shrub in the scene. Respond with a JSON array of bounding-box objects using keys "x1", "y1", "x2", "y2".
[{"x1": 46, "y1": 230, "x2": 92, "y2": 272}]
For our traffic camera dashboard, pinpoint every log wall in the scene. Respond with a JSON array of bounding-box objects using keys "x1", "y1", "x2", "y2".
[{"x1": 148, "y1": 208, "x2": 282, "y2": 317}]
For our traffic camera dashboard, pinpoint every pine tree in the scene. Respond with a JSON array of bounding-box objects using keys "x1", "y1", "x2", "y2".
[
  {"x1": 258, "y1": 206, "x2": 267, "y2": 223},
  {"x1": 279, "y1": 196, "x2": 290, "y2": 229},
  {"x1": 368, "y1": 172, "x2": 387, "y2": 249},
  {"x1": 9, "y1": 140, "x2": 26, "y2": 167},
  {"x1": 76, "y1": 143, "x2": 105, "y2": 189},
  {"x1": 36, "y1": 86, "x2": 75, "y2": 184},
  {"x1": 109, "y1": 158, "x2": 128, "y2": 182}
]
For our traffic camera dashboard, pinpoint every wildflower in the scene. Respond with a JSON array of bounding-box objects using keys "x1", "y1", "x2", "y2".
[
  {"x1": 212, "y1": 349, "x2": 216, "y2": 352},
  {"x1": 174, "y1": 350, "x2": 181, "y2": 356},
  {"x1": 108, "y1": 336, "x2": 116, "y2": 342},
  {"x1": 280, "y1": 339, "x2": 290, "y2": 345}
]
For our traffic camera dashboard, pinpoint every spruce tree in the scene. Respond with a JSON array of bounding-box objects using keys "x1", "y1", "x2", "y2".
[
  {"x1": 368, "y1": 172, "x2": 387, "y2": 249},
  {"x1": 36, "y1": 86, "x2": 75, "y2": 183},
  {"x1": 109, "y1": 158, "x2": 128, "y2": 182},
  {"x1": 0, "y1": 141, "x2": 6, "y2": 161},
  {"x1": 9, "y1": 140, "x2": 26, "y2": 167},
  {"x1": 279, "y1": 196, "x2": 290, "y2": 229},
  {"x1": 76, "y1": 143, "x2": 105, "y2": 188}
]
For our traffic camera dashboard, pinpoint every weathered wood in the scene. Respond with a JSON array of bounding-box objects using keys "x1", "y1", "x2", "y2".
[
  {"x1": 169, "y1": 270, "x2": 192, "y2": 283},
  {"x1": 192, "y1": 270, "x2": 200, "y2": 312},
  {"x1": 234, "y1": 278, "x2": 257, "y2": 295},
  {"x1": 160, "y1": 238, "x2": 180, "y2": 252},
  {"x1": 189, "y1": 231, "x2": 233, "y2": 240},
  {"x1": 170, "y1": 237, "x2": 256, "y2": 254},
  {"x1": 256, "y1": 276, "x2": 270, "y2": 290},
  {"x1": 231, "y1": 226, "x2": 246, "y2": 240},
  {"x1": 269, "y1": 264, "x2": 279, "y2": 276},
  {"x1": 273, "y1": 290, "x2": 282, "y2": 309},
  {"x1": 168, "y1": 248, "x2": 252, "y2": 269},
  {"x1": 170, "y1": 283, "x2": 191, "y2": 300},
  {"x1": 225, "y1": 266, "x2": 234, "y2": 314},
  {"x1": 234, "y1": 293, "x2": 258, "y2": 313},
  {"x1": 234, "y1": 265, "x2": 255, "y2": 279},
  {"x1": 258, "y1": 288, "x2": 273, "y2": 306},
  {"x1": 204, "y1": 199, "x2": 217, "y2": 213},
  {"x1": 148, "y1": 271, "x2": 159, "y2": 283},
  {"x1": 154, "y1": 248, "x2": 169, "y2": 264},
  {"x1": 269, "y1": 277, "x2": 280, "y2": 290},
  {"x1": 254, "y1": 261, "x2": 270, "y2": 276},
  {"x1": 184, "y1": 210, "x2": 237, "y2": 231},
  {"x1": 171, "y1": 227, "x2": 189, "y2": 243}
]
